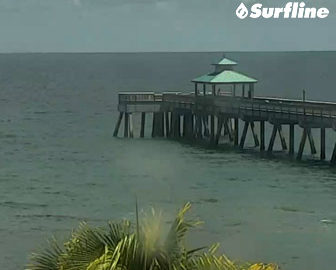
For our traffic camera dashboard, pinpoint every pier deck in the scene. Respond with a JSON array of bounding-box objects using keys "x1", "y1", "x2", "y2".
[{"x1": 114, "y1": 91, "x2": 336, "y2": 164}]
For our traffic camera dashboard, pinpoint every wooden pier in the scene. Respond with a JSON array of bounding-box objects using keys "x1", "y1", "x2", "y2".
[{"x1": 113, "y1": 56, "x2": 336, "y2": 164}]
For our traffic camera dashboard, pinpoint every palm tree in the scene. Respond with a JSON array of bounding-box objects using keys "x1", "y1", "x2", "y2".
[{"x1": 26, "y1": 203, "x2": 279, "y2": 270}]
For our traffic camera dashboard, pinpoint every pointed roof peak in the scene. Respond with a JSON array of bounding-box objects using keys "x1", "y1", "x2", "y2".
[{"x1": 212, "y1": 57, "x2": 237, "y2": 66}]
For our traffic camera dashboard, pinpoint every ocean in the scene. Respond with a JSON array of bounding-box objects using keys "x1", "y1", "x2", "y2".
[{"x1": 1, "y1": 52, "x2": 336, "y2": 270}]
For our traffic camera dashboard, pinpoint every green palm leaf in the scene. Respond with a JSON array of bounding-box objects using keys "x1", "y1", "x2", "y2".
[{"x1": 26, "y1": 237, "x2": 63, "y2": 270}]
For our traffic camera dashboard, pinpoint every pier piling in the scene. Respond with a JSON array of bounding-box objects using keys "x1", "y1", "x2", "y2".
[
  {"x1": 215, "y1": 116, "x2": 224, "y2": 145},
  {"x1": 234, "y1": 118, "x2": 239, "y2": 146},
  {"x1": 124, "y1": 113, "x2": 129, "y2": 138},
  {"x1": 278, "y1": 125, "x2": 287, "y2": 150},
  {"x1": 289, "y1": 124, "x2": 295, "y2": 156},
  {"x1": 307, "y1": 128, "x2": 317, "y2": 155},
  {"x1": 113, "y1": 112, "x2": 123, "y2": 137},
  {"x1": 239, "y1": 121, "x2": 249, "y2": 149},
  {"x1": 140, "y1": 112, "x2": 146, "y2": 138},
  {"x1": 297, "y1": 128, "x2": 308, "y2": 160},
  {"x1": 321, "y1": 128, "x2": 326, "y2": 160},
  {"x1": 260, "y1": 121, "x2": 265, "y2": 151},
  {"x1": 210, "y1": 115, "x2": 215, "y2": 144},
  {"x1": 129, "y1": 114, "x2": 134, "y2": 138},
  {"x1": 250, "y1": 122, "x2": 260, "y2": 147},
  {"x1": 268, "y1": 125, "x2": 278, "y2": 152},
  {"x1": 165, "y1": 112, "x2": 170, "y2": 137}
]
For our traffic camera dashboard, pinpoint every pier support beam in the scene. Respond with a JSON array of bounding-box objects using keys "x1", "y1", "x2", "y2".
[
  {"x1": 215, "y1": 116, "x2": 224, "y2": 145},
  {"x1": 297, "y1": 128, "x2": 308, "y2": 160},
  {"x1": 171, "y1": 112, "x2": 181, "y2": 138},
  {"x1": 321, "y1": 128, "x2": 326, "y2": 160},
  {"x1": 227, "y1": 119, "x2": 234, "y2": 142},
  {"x1": 196, "y1": 114, "x2": 203, "y2": 139},
  {"x1": 210, "y1": 115, "x2": 215, "y2": 144},
  {"x1": 278, "y1": 125, "x2": 287, "y2": 150},
  {"x1": 165, "y1": 112, "x2": 170, "y2": 137},
  {"x1": 140, "y1": 112, "x2": 146, "y2": 138},
  {"x1": 250, "y1": 122, "x2": 260, "y2": 147},
  {"x1": 183, "y1": 113, "x2": 194, "y2": 139},
  {"x1": 124, "y1": 113, "x2": 129, "y2": 138},
  {"x1": 268, "y1": 125, "x2": 278, "y2": 152},
  {"x1": 152, "y1": 112, "x2": 164, "y2": 138},
  {"x1": 260, "y1": 121, "x2": 265, "y2": 151},
  {"x1": 239, "y1": 121, "x2": 260, "y2": 149},
  {"x1": 289, "y1": 124, "x2": 295, "y2": 156},
  {"x1": 267, "y1": 124, "x2": 288, "y2": 152},
  {"x1": 331, "y1": 143, "x2": 336, "y2": 165},
  {"x1": 307, "y1": 128, "x2": 317, "y2": 155},
  {"x1": 239, "y1": 121, "x2": 249, "y2": 149},
  {"x1": 203, "y1": 115, "x2": 210, "y2": 137},
  {"x1": 113, "y1": 112, "x2": 123, "y2": 137},
  {"x1": 129, "y1": 114, "x2": 134, "y2": 138},
  {"x1": 234, "y1": 118, "x2": 239, "y2": 146}
]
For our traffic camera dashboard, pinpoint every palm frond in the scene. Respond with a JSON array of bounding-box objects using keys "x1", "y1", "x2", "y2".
[
  {"x1": 26, "y1": 237, "x2": 63, "y2": 270},
  {"x1": 99, "y1": 220, "x2": 131, "y2": 250},
  {"x1": 59, "y1": 222, "x2": 105, "y2": 270},
  {"x1": 164, "y1": 202, "x2": 202, "y2": 259}
]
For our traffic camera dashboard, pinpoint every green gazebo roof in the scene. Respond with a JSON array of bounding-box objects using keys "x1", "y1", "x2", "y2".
[
  {"x1": 212, "y1": 57, "x2": 237, "y2": 66},
  {"x1": 192, "y1": 70, "x2": 257, "y2": 84}
]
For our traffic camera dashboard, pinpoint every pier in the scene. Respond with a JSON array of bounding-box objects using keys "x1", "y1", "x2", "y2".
[{"x1": 113, "y1": 56, "x2": 336, "y2": 164}]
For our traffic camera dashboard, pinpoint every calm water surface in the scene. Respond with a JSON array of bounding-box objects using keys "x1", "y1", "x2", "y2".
[{"x1": 0, "y1": 52, "x2": 336, "y2": 270}]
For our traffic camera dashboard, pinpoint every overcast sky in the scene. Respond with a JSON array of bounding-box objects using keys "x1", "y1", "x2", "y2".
[{"x1": 0, "y1": 0, "x2": 335, "y2": 52}]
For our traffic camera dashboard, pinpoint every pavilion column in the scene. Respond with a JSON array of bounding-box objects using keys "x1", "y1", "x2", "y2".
[
  {"x1": 242, "y1": 84, "x2": 245, "y2": 97},
  {"x1": 212, "y1": 84, "x2": 216, "y2": 96},
  {"x1": 203, "y1": 84, "x2": 206, "y2": 96},
  {"x1": 194, "y1": 83, "x2": 198, "y2": 96},
  {"x1": 249, "y1": 83, "x2": 254, "y2": 99},
  {"x1": 233, "y1": 84, "x2": 236, "y2": 97}
]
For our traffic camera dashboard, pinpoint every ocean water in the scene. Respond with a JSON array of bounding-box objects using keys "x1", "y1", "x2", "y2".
[{"x1": 1, "y1": 52, "x2": 336, "y2": 270}]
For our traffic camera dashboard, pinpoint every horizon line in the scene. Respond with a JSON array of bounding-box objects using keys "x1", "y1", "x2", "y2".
[{"x1": 0, "y1": 49, "x2": 336, "y2": 54}]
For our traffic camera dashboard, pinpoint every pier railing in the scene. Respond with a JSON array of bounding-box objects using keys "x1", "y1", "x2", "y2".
[{"x1": 118, "y1": 92, "x2": 336, "y2": 120}]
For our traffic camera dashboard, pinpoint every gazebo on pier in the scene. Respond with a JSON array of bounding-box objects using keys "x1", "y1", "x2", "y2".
[{"x1": 192, "y1": 56, "x2": 257, "y2": 98}]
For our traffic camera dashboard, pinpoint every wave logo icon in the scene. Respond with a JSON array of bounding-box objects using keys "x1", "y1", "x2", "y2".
[{"x1": 236, "y1": 3, "x2": 249, "y2": 19}]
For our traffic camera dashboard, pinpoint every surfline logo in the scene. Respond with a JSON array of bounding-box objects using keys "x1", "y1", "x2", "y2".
[{"x1": 236, "y1": 2, "x2": 330, "y2": 19}]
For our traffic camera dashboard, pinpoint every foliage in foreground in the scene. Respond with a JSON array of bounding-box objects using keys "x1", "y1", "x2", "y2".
[{"x1": 26, "y1": 203, "x2": 279, "y2": 270}]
